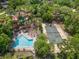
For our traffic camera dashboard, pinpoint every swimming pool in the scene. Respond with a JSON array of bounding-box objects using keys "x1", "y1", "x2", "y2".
[{"x1": 13, "y1": 35, "x2": 33, "y2": 49}]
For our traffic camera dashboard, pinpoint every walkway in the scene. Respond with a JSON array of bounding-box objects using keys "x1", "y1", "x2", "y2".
[
  {"x1": 42, "y1": 23, "x2": 47, "y2": 35},
  {"x1": 42, "y1": 23, "x2": 49, "y2": 43}
]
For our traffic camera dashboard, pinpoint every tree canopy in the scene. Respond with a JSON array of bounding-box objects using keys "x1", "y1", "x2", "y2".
[
  {"x1": 0, "y1": 33, "x2": 11, "y2": 54},
  {"x1": 0, "y1": 14, "x2": 13, "y2": 38},
  {"x1": 34, "y1": 34, "x2": 50, "y2": 58}
]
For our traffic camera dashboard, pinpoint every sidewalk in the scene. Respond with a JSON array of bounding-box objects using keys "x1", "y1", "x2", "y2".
[{"x1": 42, "y1": 23, "x2": 49, "y2": 43}]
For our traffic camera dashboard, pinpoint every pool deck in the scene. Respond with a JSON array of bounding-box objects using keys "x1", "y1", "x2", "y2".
[{"x1": 12, "y1": 32, "x2": 36, "y2": 54}]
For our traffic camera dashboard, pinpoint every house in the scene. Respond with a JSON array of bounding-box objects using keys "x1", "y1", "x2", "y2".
[{"x1": 0, "y1": 0, "x2": 8, "y2": 8}]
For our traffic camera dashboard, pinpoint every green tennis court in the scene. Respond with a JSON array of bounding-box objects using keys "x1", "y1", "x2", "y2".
[{"x1": 46, "y1": 24, "x2": 63, "y2": 44}]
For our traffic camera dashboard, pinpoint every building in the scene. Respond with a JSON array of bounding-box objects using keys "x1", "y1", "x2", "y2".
[{"x1": 0, "y1": 0, "x2": 8, "y2": 8}]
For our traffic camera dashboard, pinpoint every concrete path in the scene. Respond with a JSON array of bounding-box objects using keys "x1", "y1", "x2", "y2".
[
  {"x1": 42, "y1": 23, "x2": 49, "y2": 43},
  {"x1": 42, "y1": 23, "x2": 47, "y2": 35}
]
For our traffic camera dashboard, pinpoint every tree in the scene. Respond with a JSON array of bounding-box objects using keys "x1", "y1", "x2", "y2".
[
  {"x1": 58, "y1": 38, "x2": 75, "y2": 59},
  {"x1": 70, "y1": 34, "x2": 79, "y2": 52},
  {"x1": 39, "y1": 2, "x2": 53, "y2": 22},
  {"x1": 34, "y1": 34, "x2": 50, "y2": 58},
  {"x1": 58, "y1": 34, "x2": 79, "y2": 59},
  {"x1": 64, "y1": 34, "x2": 79, "y2": 59},
  {"x1": 64, "y1": 12, "x2": 79, "y2": 35},
  {"x1": 8, "y1": 0, "x2": 16, "y2": 11},
  {"x1": 72, "y1": 0, "x2": 79, "y2": 8},
  {"x1": 0, "y1": 14, "x2": 13, "y2": 38},
  {"x1": 0, "y1": 33, "x2": 11, "y2": 54},
  {"x1": 30, "y1": 0, "x2": 43, "y2": 4},
  {"x1": 53, "y1": 0, "x2": 69, "y2": 6},
  {"x1": 42, "y1": 11, "x2": 52, "y2": 22},
  {"x1": 8, "y1": 0, "x2": 27, "y2": 11}
]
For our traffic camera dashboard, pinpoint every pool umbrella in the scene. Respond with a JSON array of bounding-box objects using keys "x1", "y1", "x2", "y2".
[{"x1": 18, "y1": 16, "x2": 25, "y2": 25}]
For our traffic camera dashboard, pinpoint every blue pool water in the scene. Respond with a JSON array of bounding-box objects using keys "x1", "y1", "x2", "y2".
[{"x1": 13, "y1": 35, "x2": 33, "y2": 49}]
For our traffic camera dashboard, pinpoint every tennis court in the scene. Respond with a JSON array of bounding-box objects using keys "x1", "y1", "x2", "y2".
[{"x1": 46, "y1": 24, "x2": 63, "y2": 44}]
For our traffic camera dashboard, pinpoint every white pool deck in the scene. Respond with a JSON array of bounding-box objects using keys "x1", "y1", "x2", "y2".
[{"x1": 12, "y1": 32, "x2": 36, "y2": 54}]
